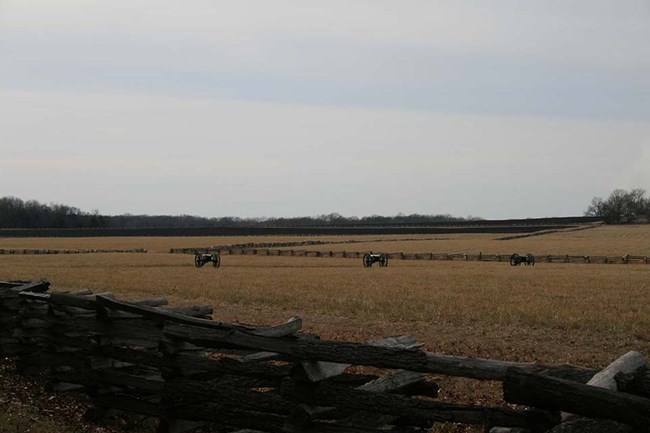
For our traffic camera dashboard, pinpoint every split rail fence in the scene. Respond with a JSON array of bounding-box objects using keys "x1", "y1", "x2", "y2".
[
  {"x1": 171, "y1": 245, "x2": 649, "y2": 266},
  {"x1": 1, "y1": 280, "x2": 649, "y2": 433},
  {"x1": 0, "y1": 248, "x2": 147, "y2": 255}
]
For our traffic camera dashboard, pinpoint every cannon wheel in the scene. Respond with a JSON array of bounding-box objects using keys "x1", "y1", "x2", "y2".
[
  {"x1": 526, "y1": 253, "x2": 535, "y2": 266},
  {"x1": 362, "y1": 253, "x2": 373, "y2": 268},
  {"x1": 211, "y1": 253, "x2": 221, "y2": 268},
  {"x1": 378, "y1": 253, "x2": 388, "y2": 267},
  {"x1": 510, "y1": 253, "x2": 520, "y2": 266},
  {"x1": 194, "y1": 253, "x2": 204, "y2": 268}
]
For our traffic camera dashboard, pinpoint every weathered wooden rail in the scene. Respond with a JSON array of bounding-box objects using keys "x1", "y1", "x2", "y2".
[
  {"x1": 171, "y1": 246, "x2": 650, "y2": 266},
  {"x1": 494, "y1": 224, "x2": 602, "y2": 241},
  {"x1": 168, "y1": 237, "x2": 450, "y2": 255},
  {"x1": 0, "y1": 248, "x2": 147, "y2": 255},
  {"x1": 1, "y1": 280, "x2": 648, "y2": 433}
]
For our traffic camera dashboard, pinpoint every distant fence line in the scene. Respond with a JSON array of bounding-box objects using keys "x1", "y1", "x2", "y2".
[
  {"x1": 0, "y1": 224, "x2": 583, "y2": 238},
  {"x1": 495, "y1": 223, "x2": 602, "y2": 241},
  {"x1": 172, "y1": 247, "x2": 649, "y2": 265},
  {"x1": 1, "y1": 244, "x2": 645, "y2": 265},
  {"x1": 168, "y1": 237, "x2": 456, "y2": 255},
  {"x1": 0, "y1": 248, "x2": 147, "y2": 255},
  {"x1": 167, "y1": 224, "x2": 602, "y2": 256}
]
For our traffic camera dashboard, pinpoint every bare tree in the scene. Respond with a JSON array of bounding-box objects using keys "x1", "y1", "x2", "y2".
[{"x1": 585, "y1": 188, "x2": 649, "y2": 223}]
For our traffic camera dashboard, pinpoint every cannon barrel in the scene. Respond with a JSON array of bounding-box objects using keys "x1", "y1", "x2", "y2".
[
  {"x1": 194, "y1": 252, "x2": 221, "y2": 268},
  {"x1": 362, "y1": 252, "x2": 389, "y2": 268}
]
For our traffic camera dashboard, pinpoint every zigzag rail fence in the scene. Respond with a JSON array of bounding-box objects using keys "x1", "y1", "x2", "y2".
[
  {"x1": 1, "y1": 280, "x2": 649, "y2": 433},
  {"x1": 0, "y1": 248, "x2": 147, "y2": 255},
  {"x1": 171, "y1": 245, "x2": 649, "y2": 266}
]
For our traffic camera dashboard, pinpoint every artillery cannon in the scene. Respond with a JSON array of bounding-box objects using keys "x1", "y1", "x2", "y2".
[
  {"x1": 362, "y1": 252, "x2": 389, "y2": 268},
  {"x1": 510, "y1": 253, "x2": 535, "y2": 266},
  {"x1": 195, "y1": 252, "x2": 221, "y2": 268}
]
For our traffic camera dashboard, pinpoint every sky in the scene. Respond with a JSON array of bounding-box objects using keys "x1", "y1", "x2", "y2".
[{"x1": 1, "y1": 1, "x2": 649, "y2": 219}]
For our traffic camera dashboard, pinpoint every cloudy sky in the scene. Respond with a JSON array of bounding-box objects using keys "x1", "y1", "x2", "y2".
[{"x1": 1, "y1": 1, "x2": 649, "y2": 219}]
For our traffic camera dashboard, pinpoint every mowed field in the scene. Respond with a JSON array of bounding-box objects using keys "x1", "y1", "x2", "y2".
[{"x1": 1, "y1": 224, "x2": 649, "y2": 431}]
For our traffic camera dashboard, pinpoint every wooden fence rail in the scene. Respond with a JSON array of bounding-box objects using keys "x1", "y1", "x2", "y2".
[
  {"x1": 172, "y1": 247, "x2": 650, "y2": 265},
  {"x1": 0, "y1": 248, "x2": 147, "y2": 255},
  {"x1": 168, "y1": 237, "x2": 459, "y2": 255},
  {"x1": 1, "y1": 280, "x2": 648, "y2": 433}
]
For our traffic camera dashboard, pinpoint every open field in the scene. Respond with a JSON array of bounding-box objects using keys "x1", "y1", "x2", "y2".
[
  {"x1": 2, "y1": 224, "x2": 648, "y2": 256},
  {"x1": 1, "y1": 225, "x2": 649, "y2": 432},
  {"x1": 1, "y1": 225, "x2": 649, "y2": 361}
]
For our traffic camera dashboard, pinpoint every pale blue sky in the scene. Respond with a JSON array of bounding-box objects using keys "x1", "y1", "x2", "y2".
[{"x1": 1, "y1": 1, "x2": 649, "y2": 218}]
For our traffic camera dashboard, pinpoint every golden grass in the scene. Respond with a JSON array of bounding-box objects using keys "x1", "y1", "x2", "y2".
[
  {"x1": 1, "y1": 250, "x2": 648, "y2": 365},
  {"x1": 0, "y1": 235, "x2": 326, "y2": 253},
  {"x1": 1, "y1": 226, "x2": 649, "y2": 433},
  {"x1": 2, "y1": 224, "x2": 648, "y2": 256},
  {"x1": 297, "y1": 225, "x2": 650, "y2": 257},
  {"x1": 0, "y1": 233, "x2": 450, "y2": 254},
  {"x1": 1, "y1": 225, "x2": 649, "y2": 365}
]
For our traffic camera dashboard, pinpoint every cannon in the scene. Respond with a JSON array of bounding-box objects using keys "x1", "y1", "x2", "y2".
[
  {"x1": 362, "y1": 252, "x2": 389, "y2": 268},
  {"x1": 510, "y1": 253, "x2": 535, "y2": 266},
  {"x1": 195, "y1": 252, "x2": 221, "y2": 268}
]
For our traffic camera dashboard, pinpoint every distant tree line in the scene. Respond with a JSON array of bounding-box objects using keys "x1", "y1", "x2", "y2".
[
  {"x1": 0, "y1": 197, "x2": 481, "y2": 229},
  {"x1": 0, "y1": 197, "x2": 106, "y2": 229},
  {"x1": 91, "y1": 212, "x2": 483, "y2": 228},
  {"x1": 585, "y1": 188, "x2": 650, "y2": 224}
]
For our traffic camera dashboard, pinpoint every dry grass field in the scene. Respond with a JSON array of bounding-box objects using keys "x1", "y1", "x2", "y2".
[
  {"x1": 1, "y1": 224, "x2": 649, "y2": 432},
  {"x1": 3, "y1": 224, "x2": 647, "y2": 256}
]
